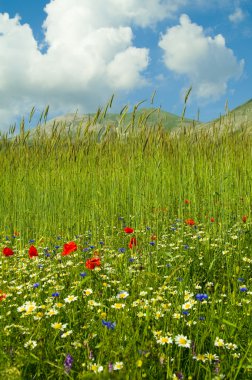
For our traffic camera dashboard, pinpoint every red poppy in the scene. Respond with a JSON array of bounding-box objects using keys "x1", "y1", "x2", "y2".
[
  {"x1": 184, "y1": 199, "x2": 190, "y2": 204},
  {"x1": 0, "y1": 291, "x2": 6, "y2": 301},
  {"x1": 242, "y1": 215, "x2": 247, "y2": 223},
  {"x1": 210, "y1": 217, "x2": 215, "y2": 222},
  {"x1": 85, "y1": 257, "x2": 101, "y2": 270},
  {"x1": 124, "y1": 227, "x2": 134, "y2": 234},
  {"x1": 29, "y1": 245, "x2": 38, "y2": 258},
  {"x1": 62, "y1": 241, "x2": 77, "y2": 256},
  {"x1": 129, "y1": 237, "x2": 137, "y2": 249},
  {"x1": 185, "y1": 218, "x2": 195, "y2": 226},
  {"x1": 151, "y1": 234, "x2": 157, "y2": 240},
  {"x1": 3, "y1": 247, "x2": 14, "y2": 256}
]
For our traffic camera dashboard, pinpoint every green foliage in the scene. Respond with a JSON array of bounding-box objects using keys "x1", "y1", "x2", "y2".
[{"x1": 0, "y1": 103, "x2": 251, "y2": 379}]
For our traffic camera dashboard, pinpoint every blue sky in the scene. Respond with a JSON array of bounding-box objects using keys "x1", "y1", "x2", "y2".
[{"x1": 0, "y1": 0, "x2": 251, "y2": 131}]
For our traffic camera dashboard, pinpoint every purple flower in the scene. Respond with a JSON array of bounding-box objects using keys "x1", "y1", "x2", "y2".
[
  {"x1": 64, "y1": 354, "x2": 73, "y2": 373},
  {"x1": 195, "y1": 293, "x2": 208, "y2": 302},
  {"x1": 52, "y1": 292, "x2": 60, "y2": 297},
  {"x1": 33, "y1": 283, "x2": 40, "y2": 288},
  {"x1": 80, "y1": 272, "x2": 87, "y2": 277},
  {"x1": 102, "y1": 320, "x2": 116, "y2": 330}
]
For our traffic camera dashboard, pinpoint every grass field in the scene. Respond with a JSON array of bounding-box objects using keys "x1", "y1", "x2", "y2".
[{"x1": 0, "y1": 104, "x2": 251, "y2": 379}]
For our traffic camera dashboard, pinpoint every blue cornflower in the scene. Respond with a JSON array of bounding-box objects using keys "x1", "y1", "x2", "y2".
[
  {"x1": 80, "y1": 272, "x2": 87, "y2": 278},
  {"x1": 195, "y1": 293, "x2": 208, "y2": 302},
  {"x1": 102, "y1": 320, "x2": 116, "y2": 330},
  {"x1": 150, "y1": 241, "x2": 155, "y2": 246},
  {"x1": 239, "y1": 286, "x2": 248, "y2": 292},
  {"x1": 33, "y1": 283, "x2": 40, "y2": 288},
  {"x1": 99, "y1": 241, "x2": 104, "y2": 245},
  {"x1": 182, "y1": 311, "x2": 189, "y2": 315},
  {"x1": 55, "y1": 245, "x2": 60, "y2": 249},
  {"x1": 238, "y1": 277, "x2": 245, "y2": 282},
  {"x1": 29, "y1": 239, "x2": 35, "y2": 243},
  {"x1": 118, "y1": 248, "x2": 126, "y2": 253},
  {"x1": 199, "y1": 316, "x2": 206, "y2": 321},
  {"x1": 89, "y1": 245, "x2": 95, "y2": 249},
  {"x1": 82, "y1": 248, "x2": 90, "y2": 252},
  {"x1": 52, "y1": 292, "x2": 60, "y2": 297},
  {"x1": 129, "y1": 257, "x2": 135, "y2": 262},
  {"x1": 184, "y1": 244, "x2": 190, "y2": 250}
]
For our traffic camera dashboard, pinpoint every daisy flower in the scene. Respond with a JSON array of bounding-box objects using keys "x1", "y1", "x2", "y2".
[{"x1": 174, "y1": 334, "x2": 191, "y2": 348}]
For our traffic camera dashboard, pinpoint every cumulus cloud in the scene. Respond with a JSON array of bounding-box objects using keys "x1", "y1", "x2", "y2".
[
  {"x1": 0, "y1": 0, "x2": 186, "y2": 131},
  {"x1": 159, "y1": 14, "x2": 244, "y2": 100},
  {"x1": 229, "y1": 7, "x2": 245, "y2": 23}
]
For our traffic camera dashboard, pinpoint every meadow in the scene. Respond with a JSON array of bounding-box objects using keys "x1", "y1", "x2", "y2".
[{"x1": 0, "y1": 103, "x2": 251, "y2": 379}]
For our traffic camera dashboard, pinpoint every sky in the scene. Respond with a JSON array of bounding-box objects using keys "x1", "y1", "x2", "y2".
[{"x1": 0, "y1": 0, "x2": 251, "y2": 131}]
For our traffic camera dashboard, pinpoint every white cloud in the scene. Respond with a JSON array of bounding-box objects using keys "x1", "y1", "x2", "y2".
[
  {"x1": 159, "y1": 14, "x2": 244, "y2": 100},
  {"x1": 229, "y1": 7, "x2": 245, "y2": 23},
  {"x1": 0, "y1": 0, "x2": 187, "y2": 130}
]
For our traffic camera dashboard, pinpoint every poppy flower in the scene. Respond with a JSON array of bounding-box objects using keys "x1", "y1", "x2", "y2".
[
  {"x1": 124, "y1": 227, "x2": 134, "y2": 234},
  {"x1": 3, "y1": 247, "x2": 14, "y2": 256},
  {"x1": 242, "y1": 215, "x2": 247, "y2": 223},
  {"x1": 62, "y1": 241, "x2": 77, "y2": 256},
  {"x1": 0, "y1": 291, "x2": 6, "y2": 301},
  {"x1": 210, "y1": 217, "x2": 215, "y2": 222},
  {"x1": 29, "y1": 245, "x2": 38, "y2": 258},
  {"x1": 85, "y1": 257, "x2": 101, "y2": 270},
  {"x1": 185, "y1": 218, "x2": 195, "y2": 226},
  {"x1": 129, "y1": 237, "x2": 137, "y2": 249},
  {"x1": 184, "y1": 199, "x2": 190, "y2": 204}
]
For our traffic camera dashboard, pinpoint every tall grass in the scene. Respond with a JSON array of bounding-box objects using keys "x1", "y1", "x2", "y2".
[{"x1": 0, "y1": 101, "x2": 251, "y2": 379}]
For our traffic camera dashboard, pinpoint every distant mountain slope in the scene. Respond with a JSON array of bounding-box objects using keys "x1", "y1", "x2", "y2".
[
  {"x1": 202, "y1": 98, "x2": 252, "y2": 130},
  {"x1": 32, "y1": 107, "x2": 197, "y2": 136}
]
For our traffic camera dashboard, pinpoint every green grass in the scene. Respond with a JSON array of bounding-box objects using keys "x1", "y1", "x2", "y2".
[{"x1": 0, "y1": 103, "x2": 251, "y2": 379}]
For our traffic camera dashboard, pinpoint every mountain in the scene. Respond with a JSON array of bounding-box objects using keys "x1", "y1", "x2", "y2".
[{"x1": 30, "y1": 107, "x2": 197, "y2": 137}]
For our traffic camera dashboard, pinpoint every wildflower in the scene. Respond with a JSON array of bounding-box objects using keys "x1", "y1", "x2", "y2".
[
  {"x1": 156, "y1": 336, "x2": 173, "y2": 345},
  {"x1": 61, "y1": 330, "x2": 73, "y2": 338},
  {"x1": 239, "y1": 286, "x2": 248, "y2": 292},
  {"x1": 182, "y1": 301, "x2": 194, "y2": 310},
  {"x1": 0, "y1": 291, "x2": 7, "y2": 301},
  {"x1": 33, "y1": 283, "x2": 40, "y2": 288},
  {"x1": 150, "y1": 241, "x2": 155, "y2": 246},
  {"x1": 118, "y1": 248, "x2": 126, "y2": 253},
  {"x1": 80, "y1": 272, "x2": 87, "y2": 277},
  {"x1": 129, "y1": 237, "x2": 137, "y2": 249},
  {"x1": 17, "y1": 301, "x2": 37, "y2": 314},
  {"x1": 124, "y1": 227, "x2": 134, "y2": 234},
  {"x1": 113, "y1": 362, "x2": 124, "y2": 370},
  {"x1": 111, "y1": 303, "x2": 125, "y2": 309},
  {"x1": 29, "y1": 245, "x2": 38, "y2": 258},
  {"x1": 174, "y1": 334, "x2": 191, "y2": 348},
  {"x1": 24, "y1": 340, "x2": 37, "y2": 350},
  {"x1": 83, "y1": 289, "x2": 93, "y2": 296},
  {"x1": 214, "y1": 337, "x2": 225, "y2": 347},
  {"x1": 51, "y1": 322, "x2": 67, "y2": 330},
  {"x1": 195, "y1": 293, "x2": 208, "y2": 302},
  {"x1": 136, "y1": 359, "x2": 143, "y2": 368},
  {"x1": 64, "y1": 295, "x2": 78, "y2": 303},
  {"x1": 85, "y1": 257, "x2": 101, "y2": 270},
  {"x1": 3, "y1": 247, "x2": 14, "y2": 256},
  {"x1": 102, "y1": 320, "x2": 116, "y2": 330},
  {"x1": 52, "y1": 292, "x2": 60, "y2": 297},
  {"x1": 185, "y1": 219, "x2": 195, "y2": 226},
  {"x1": 64, "y1": 354, "x2": 73, "y2": 373},
  {"x1": 116, "y1": 291, "x2": 129, "y2": 299},
  {"x1": 90, "y1": 363, "x2": 103, "y2": 373},
  {"x1": 46, "y1": 309, "x2": 59, "y2": 317},
  {"x1": 62, "y1": 241, "x2": 77, "y2": 256},
  {"x1": 184, "y1": 199, "x2": 190, "y2": 204},
  {"x1": 242, "y1": 215, "x2": 247, "y2": 223},
  {"x1": 210, "y1": 217, "x2": 215, "y2": 222},
  {"x1": 225, "y1": 343, "x2": 238, "y2": 350}
]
